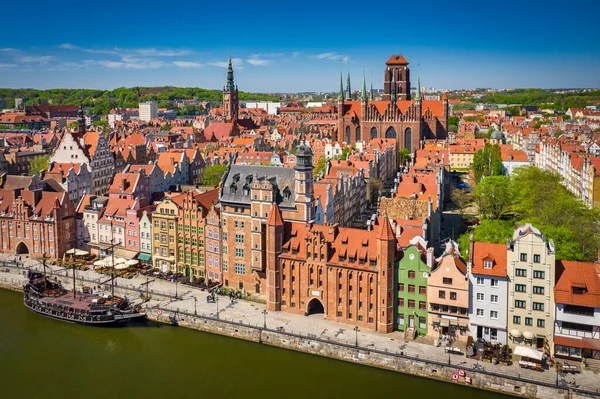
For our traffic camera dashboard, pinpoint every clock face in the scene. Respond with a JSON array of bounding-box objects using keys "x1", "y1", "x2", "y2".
[
  {"x1": 224, "y1": 94, "x2": 229, "y2": 101},
  {"x1": 409, "y1": 254, "x2": 415, "y2": 260}
]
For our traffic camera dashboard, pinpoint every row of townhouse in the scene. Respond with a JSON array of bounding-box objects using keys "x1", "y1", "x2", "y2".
[
  {"x1": 535, "y1": 139, "x2": 600, "y2": 208},
  {"x1": 395, "y1": 224, "x2": 600, "y2": 363}
]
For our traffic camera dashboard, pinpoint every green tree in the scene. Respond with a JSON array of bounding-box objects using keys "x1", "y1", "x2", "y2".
[
  {"x1": 313, "y1": 156, "x2": 327, "y2": 177},
  {"x1": 475, "y1": 176, "x2": 511, "y2": 220},
  {"x1": 29, "y1": 154, "x2": 50, "y2": 177},
  {"x1": 450, "y1": 188, "x2": 473, "y2": 219},
  {"x1": 457, "y1": 219, "x2": 515, "y2": 258},
  {"x1": 202, "y1": 164, "x2": 227, "y2": 186},
  {"x1": 472, "y1": 143, "x2": 503, "y2": 183},
  {"x1": 68, "y1": 121, "x2": 78, "y2": 129},
  {"x1": 399, "y1": 148, "x2": 411, "y2": 167},
  {"x1": 340, "y1": 147, "x2": 351, "y2": 160},
  {"x1": 92, "y1": 120, "x2": 108, "y2": 127}
]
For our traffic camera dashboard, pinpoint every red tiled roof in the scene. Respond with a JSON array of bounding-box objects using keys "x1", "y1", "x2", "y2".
[
  {"x1": 555, "y1": 260, "x2": 600, "y2": 308},
  {"x1": 385, "y1": 55, "x2": 409, "y2": 65},
  {"x1": 471, "y1": 242, "x2": 507, "y2": 277}
]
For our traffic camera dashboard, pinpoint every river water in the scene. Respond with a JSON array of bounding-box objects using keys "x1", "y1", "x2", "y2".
[{"x1": 0, "y1": 289, "x2": 506, "y2": 399}]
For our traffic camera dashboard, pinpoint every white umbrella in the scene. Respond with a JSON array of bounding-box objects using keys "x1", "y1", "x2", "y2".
[
  {"x1": 125, "y1": 259, "x2": 139, "y2": 266},
  {"x1": 114, "y1": 263, "x2": 129, "y2": 270},
  {"x1": 114, "y1": 257, "x2": 127, "y2": 265},
  {"x1": 75, "y1": 249, "x2": 89, "y2": 256},
  {"x1": 66, "y1": 248, "x2": 76, "y2": 255},
  {"x1": 93, "y1": 260, "x2": 105, "y2": 267},
  {"x1": 523, "y1": 331, "x2": 535, "y2": 340},
  {"x1": 510, "y1": 329, "x2": 522, "y2": 338}
]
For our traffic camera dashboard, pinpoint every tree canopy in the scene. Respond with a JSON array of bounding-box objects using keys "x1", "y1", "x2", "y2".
[
  {"x1": 202, "y1": 164, "x2": 228, "y2": 187},
  {"x1": 29, "y1": 154, "x2": 50, "y2": 177},
  {"x1": 474, "y1": 176, "x2": 511, "y2": 220},
  {"x1": 313, "y1": 156, "x2": 327, "y2": 177},
  {"x1": 472, "y1": 143, "x2": 503, "y2": 182}
]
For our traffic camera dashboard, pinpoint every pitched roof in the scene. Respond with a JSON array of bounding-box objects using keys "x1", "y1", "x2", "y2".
[
  {"x1": 555, "y1": 260, "x2": 600, "y2": 308},
  {"x1": 471, "y1": 242, "x2": 507, "y2": 277},
  {"x1": 385, "y1": 55, "x2": 409, "y2": 65},
  {"x1": 266, "y1": 203, "x2": 284, "y2": 226}
]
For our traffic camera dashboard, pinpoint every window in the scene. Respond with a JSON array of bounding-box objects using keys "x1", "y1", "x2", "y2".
[
  {"x1": 449, "y1": 292, "x2": 457, "y2": 300},
  {"x1": 515, "y1": 300, "x2": 526, "y2": 308},
  {"x1": 443, "y1": 277, "x2": 453, "y2": 285},
  {"x1": 419, "y1": 286, "x2": 426, "y2": 295},
  {"x1": 419, "y1": 317, "x2": 426, "y2": 329},
  {"x1": 533, "y1": 302, "x2": 544, "y2": 311},
  {"x1": 419, "y1": 301, "x2": 426, "y2": 310},
  {"x1": 513, "y1": 316, "x2": 521, "y2": 324},
  {"x1": 490, "y1": 294, "x2": 498, "y2": 303},
  {"x1": 525, "y1": 317, "x2": 533, "y2": 326},
  {"x1": 408, "y1": 285, "x2": 415, "y2": 293},
  {"x1": 235, "y1": 248, "x2": 244, "y2": 258},
  {"x1": 234, "y1": 263, "x2": 246, "y2": 275},
  {"x1": 516, "y1": 268, "x2": 527, "y2": 277},
  {"x1": 533, "y1": 254, "x2": 541, "y2": 263},
  {"x1": 520, "y1": 253, "x2": 527, "y2": 262},
  {"x1": 222, "y1": 232, "x2": 228, "y2": 240},
  {"x1": 438, "y1": 291, "x2": 445, "y2": 299},
  {"x1": 533, "y1": 286, "x2": 544, "y2": 295},
  {"x1": 490, "y1": 310, "x2": 498, "y2": 319},
  {"x1": 490, "y1": 279, "x2": 498, "y2": 287},
  {"x1": 235, "y1": 234, "x2": 244, "y2": 244},
  {"x1": 398, "y1": 298, "x2": 404, "y2": 307},
  {"x1": 537, "y1": 319, "x2": 545, "y2": 328},
  {"x1": 533, "y1": 270, "x2": 545, "y2": 279},
  {"x1": 398, "y1": 314, "x2": 404, "y2": 326},
  {"x1": 476, "y1": 308, "x2": 484, "y2": 317},
  {"x1": 398, "y1": 283, "x2": 404, "y2": 292},
  {"x1": 515, "y1": 284, "x2": 526, "y2": 292},
  {"x1": 476, "y1": 277, "x2": 484, "y2": 286},
  {"x1": 484, "y1": 260, "x2": 493, "y2": 269},
  {"x1": 408, "y1": 270, "x2": 415, "y2": 279},
  {"x1": 408, "y1": 300, "x2": 415, "y2": 309}
]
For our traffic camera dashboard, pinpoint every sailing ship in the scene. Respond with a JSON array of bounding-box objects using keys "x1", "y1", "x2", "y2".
[{"x1": 23, "y1": 255, "x2": 146, "y2": 326}]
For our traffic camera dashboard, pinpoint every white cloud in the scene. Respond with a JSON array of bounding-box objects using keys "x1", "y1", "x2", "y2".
[
  {"x1": 292, "y1": 51, "x2": 302, "y2": 58},
  {"x1": 0, "y1": 48, "x2": 19, "y2": 54},
  {"x1": 17, "y1": 55, "x2": 54, "y2": 63},
  {"x1": 86, "y1": 59, "x2": 166, "y2": 70},
  {"x1": 134, "y1": 48, "x2": 189, "y2": 57},
  {"x1": 173, "y1": 61, "x2": 204, "y2": 68},
  {"x1": 208, "y1": 58, "x2": 243, "y2": 68},
  {"x1": 0, "y1": 63, "x2": 16, "y2": 68},
  {"x1": 310, "y1": 52, "x2": 349, "y2": 62},
  {"x1": 247, "y1": 58, "x2": 271, "y2": 66},
  {"x1": 59, "y1": 44, "x2": 189, "y2": 57},
  {"x1": 58, "y1": 43, "x2": 77, "y2": 50}
]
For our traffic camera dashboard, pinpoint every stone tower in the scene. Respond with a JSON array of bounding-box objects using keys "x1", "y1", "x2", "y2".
[
  {"x1": 266, "y1": 203, "x2": 284, "y2": 311},
  {"x1": 383, "y1": 55, "x2": 410, "y2": 101},
  {"x1": 223, "y1": 56, "x2": 239, "y2": 121},
  {"x1": 294, "y1": 142, "x2": 314, "y2": 222}
]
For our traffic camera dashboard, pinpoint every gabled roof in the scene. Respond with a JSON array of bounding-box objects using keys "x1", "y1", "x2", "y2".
[
  {"x1": 555, "y1": 260, "x2": 600, "y2": 308},
  {"x1": 471, "y1": 242, "x2": 507, "y2": 277},
  {"x1": 385, "y1": 55, "x2": 409, "y2": 65}
]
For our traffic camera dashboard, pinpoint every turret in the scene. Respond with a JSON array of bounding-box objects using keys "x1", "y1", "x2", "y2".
[
  {"x1": 376, "y1": 216, "x2": 396, "y2": 333},
  {"x1": 294, "y1": 143, "x2": 314, "y2": 222},
  {"x1": 266, "y1": 203, "x2": 284, "y2": 311}
]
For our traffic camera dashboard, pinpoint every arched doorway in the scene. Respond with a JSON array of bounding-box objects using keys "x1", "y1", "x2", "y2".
[
  {"x1": 370, "y1": 127, "x2": 378, "y2": 139},
  {"x1": 345, "y1": 126, "x2": 351, "y2": 143},
  {"x1": 404, "y1": 127, "x2": 412, "y2": 152},
  {"x1": 355, "y1": 127, "x2": 361, "y2": 142},
  {"x1": 15, "y1": 242, "x2": 29, "y2": 255},
  {"x1": 385, "y1": 126, "x2": 397, "y2": 139},
  {"x1": 306, "y1": 298, "x2": 325, "y2": 315}
]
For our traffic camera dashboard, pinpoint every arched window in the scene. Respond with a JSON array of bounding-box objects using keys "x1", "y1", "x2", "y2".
[
  {"x1": 370, "y1": 127, "x2": 378, "y2": 139},
  {"x1": 385, "y1": 126, "x2": 397, "y2": 139},
  {"x1": 404, "y1": 127, "x2": 412, "y2": 152},
  {"x1": 283, "y1": 186, "x2": 291, "y2": 200},
  {"x1": 355, "y1": 127, "x2": 361, "y2": 142},
  {"x1": 345, "y1": 126, "x2": 351, "y2": 143}
]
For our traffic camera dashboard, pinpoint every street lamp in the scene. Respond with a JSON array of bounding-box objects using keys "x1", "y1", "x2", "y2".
[
  {"x1": 175, "y1": 279, "x2": 179, "y2": 300},
  {"x1": 216, "y1": 295, "x2": 219, "y2": 319},
  {"x1": 262, "y1": 309, "x2": 268, "y2": 329},
  {"x1": 354, "y1": 326, "x2": 359, "y2": 347},
  {"x1": 194, "y1": 296, "x2": 197, "y2": 316}
]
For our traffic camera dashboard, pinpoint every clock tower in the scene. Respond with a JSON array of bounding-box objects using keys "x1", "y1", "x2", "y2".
[{"x1": 223, "y1": 56, "x2": 239, "y2": 121}]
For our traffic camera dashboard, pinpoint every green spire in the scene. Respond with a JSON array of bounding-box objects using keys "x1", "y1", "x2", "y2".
[
  {"x1": 338, "y1": 71, "x2": 344, "y2": 101},
  {"x1": 415, "y1": 77, "x2": 422, "y2": 101},
  {"x1": 370, "y1": 81, "x2": 374, "y2": 101},
  {"x1": 345, "y1": 66, "x2": 351, "y2": 100},
  {"x1": 361, "y1": 68, "x2": 367, "y2": 101}
]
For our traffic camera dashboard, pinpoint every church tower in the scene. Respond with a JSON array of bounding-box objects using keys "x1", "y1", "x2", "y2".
[
  {"x1": 77, "y1": 104, "x2": 86, "y2": 135},
  {"x1": 383, "y1": 55, "x2": 410, "y2": 101},
  {"x1": 223, "y1": 56, "x2": 239, "y2": 121},
  {"x1": 294, "y1": 142, "x2": 314, "y2": 222},
  {"x1": 266, "y1": 203, "x2": 284, "y2": 311}
]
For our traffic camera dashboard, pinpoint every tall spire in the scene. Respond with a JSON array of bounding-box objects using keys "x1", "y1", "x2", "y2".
[
  {"x1": 361, "y1": 67, "x2": 367, "y2": 101},
  {"x1": 345, "y1": 63, "x2": 351, "y2": 100},
  {"x1": 338, "y1": 71, "x2": 344, "y2": 101},
  {"x1": 370, "y1": 70, "x2": 374, "y2": 100},
  {"x1": 415, "y1": 77, "x2": 422, "y2": 101},
  {"x1": 226, "y1": 54, "x2": 235, "y2": 92}
]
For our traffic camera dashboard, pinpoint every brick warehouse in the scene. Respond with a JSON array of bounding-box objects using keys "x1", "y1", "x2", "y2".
[
  {"x1": 266, "y1": 203, "x2": 398, "y2": 332},
  {"x1": 336, "y1": 55, "x2": 448, "y2": 150}
]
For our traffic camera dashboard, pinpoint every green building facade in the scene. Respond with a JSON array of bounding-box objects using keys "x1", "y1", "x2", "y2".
[{"x1": 396, "y1": 244, "x2": 431, "y2": 336}]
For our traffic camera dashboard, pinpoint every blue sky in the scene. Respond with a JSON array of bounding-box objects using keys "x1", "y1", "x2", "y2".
[{"x1": 0, "y1": 0, "x2": 599, "y2": 92}]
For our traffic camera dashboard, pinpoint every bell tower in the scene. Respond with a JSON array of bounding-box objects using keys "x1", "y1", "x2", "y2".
[
  {"x1": 223, "y1": 56, "x2": 239, "y2": 121},
  {"x1": 383, "y1": 55, "x2": 410, "y2": 101},
  {"x1": 294, "y1": 141, "x2": 314, "y2": 222}
]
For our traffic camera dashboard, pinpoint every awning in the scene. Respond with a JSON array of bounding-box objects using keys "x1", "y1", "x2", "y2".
[
  {"x1": 523, "y1": 331, "x2": 535, "y2": 340},
  {"x1": 555, "y1": 335, "x2": 600, "y2": 352},
  {"x1": 440, "y1": 319, "x2": 450, "y2": 327},
  {"x1": 138, "y1": 253, "x2": 152, "y2": 261},
  {"x1": 458, "y1": 321, "x2": 469, "y2": 327},
  {"x1": 514, "y1": 346, "x2": 544, "y2": 361},
  {"x1": 114, "y1": 248, "x2": 138, "y2": 258},
  {"x1": 510, "y1": 329, "x2": 522, "y2": 338}
]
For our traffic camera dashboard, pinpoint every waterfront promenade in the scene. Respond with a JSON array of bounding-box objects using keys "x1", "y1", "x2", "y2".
[{"x1": 2, "y1": 254, "x2": 599, "y2": 394}]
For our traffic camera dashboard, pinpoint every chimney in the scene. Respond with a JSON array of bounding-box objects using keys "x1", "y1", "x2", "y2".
[
  {"x1": 469, "y1": 233, "x2": 475, "y2": 263},
  {"x1": 426, "y1": 247, "x2": 434, "y2": 269}
]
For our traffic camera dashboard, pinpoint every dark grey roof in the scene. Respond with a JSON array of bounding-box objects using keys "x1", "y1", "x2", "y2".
[{"x1": 220, "y1": 165, "x2": 296, "y2": 208}]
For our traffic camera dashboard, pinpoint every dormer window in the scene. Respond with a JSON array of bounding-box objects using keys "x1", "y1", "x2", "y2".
[
  {"x1": 243, "y1": 185, "x2": 250, "y2": 196},
  {"x1": 283, "y1": 187, "x2": 291, "y2": 200},
  {"x1": 484, "y1": 260, "x2": 493, "y2": 269},
  {"x1": 230, "y1": 184, "x2": 237, "y2": 194}
]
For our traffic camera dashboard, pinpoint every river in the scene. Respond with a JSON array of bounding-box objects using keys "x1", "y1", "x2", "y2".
[{"x1": 0, "y1": 289, "x2": 507, "y2": 399}]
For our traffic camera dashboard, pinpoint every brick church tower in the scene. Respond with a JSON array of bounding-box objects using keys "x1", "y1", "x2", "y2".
[
  {"x1": 266, "y1": 203, "x2": 284, "y2": 311},
  {"x1": 223, "y1": 56, "x2": 239, "y2": 121},
  {"x1": 383, "y1": 55, "x2": 410, "y2": 101}
]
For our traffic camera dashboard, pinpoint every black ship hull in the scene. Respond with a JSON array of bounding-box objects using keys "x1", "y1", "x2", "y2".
[{"x1": 24, "y1": 299, "x2": 145, "y2": 326}]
